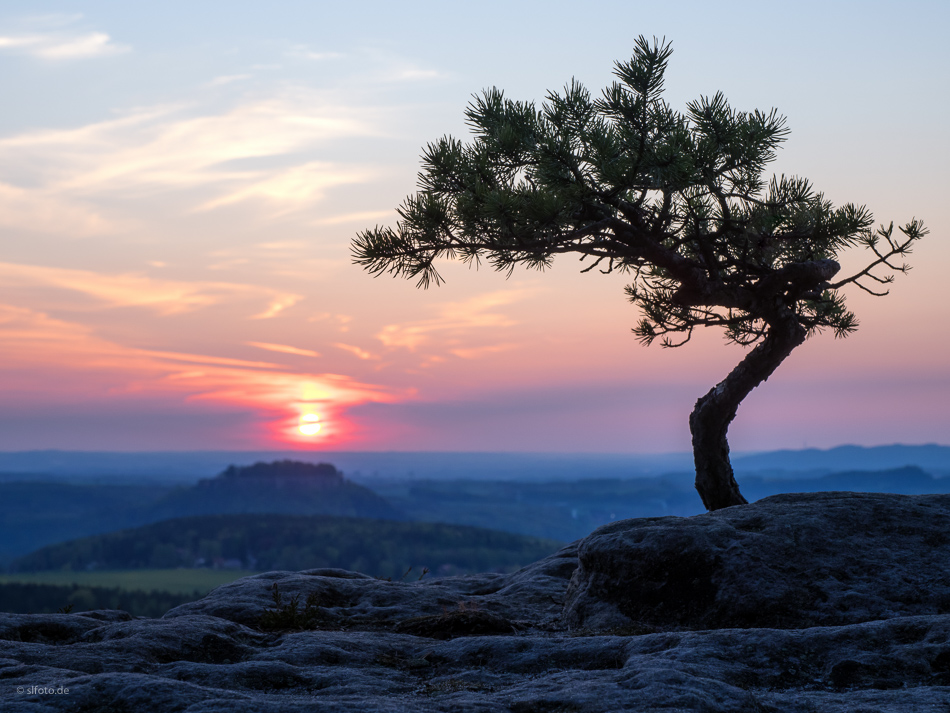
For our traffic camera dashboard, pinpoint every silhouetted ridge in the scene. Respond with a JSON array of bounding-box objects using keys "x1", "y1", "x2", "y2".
[
  {"x1": 219, "y1": 460, "x2": 343, "y2": 485},
  {"x1": 148, "y1": 460, "x2": 402, "y2": 521}
]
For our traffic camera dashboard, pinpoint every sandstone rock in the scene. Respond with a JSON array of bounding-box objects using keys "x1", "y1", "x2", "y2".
[
  {"x1": 2, "y1": 493, "x2": 949, "y2": 712},
  {"x1": 163, "y1": 542, "x2": 578, "y2": 632},
  {"x1": 564, "y1": 491, "x2": 950, "y2": 631}
]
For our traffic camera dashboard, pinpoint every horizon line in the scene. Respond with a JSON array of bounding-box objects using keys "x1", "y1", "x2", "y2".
[{"x1": 0, "y1": 443, "x2": 948, "y2": 456}]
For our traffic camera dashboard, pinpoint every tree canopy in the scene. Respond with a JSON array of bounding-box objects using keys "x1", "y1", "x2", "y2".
[{"x1": 353, "y1": 37, "x2": 927, "y2": 510}]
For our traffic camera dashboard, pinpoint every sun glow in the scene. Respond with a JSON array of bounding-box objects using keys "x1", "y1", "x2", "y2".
[{"x1": 298, "y1": 412, "x2": 321, "y2": 436}]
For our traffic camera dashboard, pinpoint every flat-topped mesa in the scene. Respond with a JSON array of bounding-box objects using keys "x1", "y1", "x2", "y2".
[
  {"x1": 148, "y1": 460, "x2": 400, "y2": 520},
  {"x1": 219, "y1": 460, "x2": 345, "y2": 488}
]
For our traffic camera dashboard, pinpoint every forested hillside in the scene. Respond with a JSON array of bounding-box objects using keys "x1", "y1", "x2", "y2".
[
  {"x1": 11, "y1": 514, "x2": 563, "y2": 579},
  {"x1": 0, "y1": 461, "x2": 403, "y2": 564}
]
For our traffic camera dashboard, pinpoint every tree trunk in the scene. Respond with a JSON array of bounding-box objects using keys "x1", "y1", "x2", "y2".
[{"x1": 690, "y1": 318, "x2": 808, "y2": 511}]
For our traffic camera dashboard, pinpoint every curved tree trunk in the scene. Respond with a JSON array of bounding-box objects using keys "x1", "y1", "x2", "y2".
[{"x1": 690, "y1": 318, "x2": 808, "y2": 511}]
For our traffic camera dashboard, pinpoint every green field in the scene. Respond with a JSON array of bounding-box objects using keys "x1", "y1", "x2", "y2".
[{"x1": 0, "y1": 569, "x2": 259, "y2": 595}]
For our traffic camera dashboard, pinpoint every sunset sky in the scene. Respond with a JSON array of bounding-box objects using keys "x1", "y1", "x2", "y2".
[{"x1": 0, "y1": 1, "x2": 947, "y2": 453}]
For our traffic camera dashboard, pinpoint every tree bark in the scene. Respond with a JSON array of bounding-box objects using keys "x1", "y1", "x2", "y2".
[{"x1": 690, "y1": 318, "x2": 808, "y2": 511}]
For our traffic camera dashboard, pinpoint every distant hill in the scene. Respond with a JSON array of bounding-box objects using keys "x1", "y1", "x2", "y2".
[
  {"x1": 373, "y1": 467, "x2": 950, "y2": 540},
  {"x1": 146, "y1": 460, "x2": 403, "y2": 522},
  {"x1": 740, "y1": 466, "x2": 950, "y2": 502},
  {"x1": 11, "y1": 514, "x2": 564, "y2": 579},
  {"x1": 733, "y1": 444, "x2": 950, "y2": 475},
  {"x1": 0, "y1": 461, "x2": 403, "y2": 566}
]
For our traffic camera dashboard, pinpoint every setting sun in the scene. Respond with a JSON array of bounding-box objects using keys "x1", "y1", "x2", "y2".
[{"x1": 298, "y1": 413, "x2": 321, "y2": 436}]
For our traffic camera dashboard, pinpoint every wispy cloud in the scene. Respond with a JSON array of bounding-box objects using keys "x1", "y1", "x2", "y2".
[
  {"x1": 377, "y1": 289, "x2": 531, "y2": 351},
  {"x1": 247, "y1": 342, "x2": 321, "y2": 358},
  {"x1": 250, "y1": 295, "x2": 303, "y2": 320},
  {"x1": 449, "y1": 344, "x2": 518, "y2": 360},
  {"x1": 0, "y1": 261, "x2": 302, "y2": 317},
  {"x1": 0, "y1": 92, "x2": 384, "y2": 236},
  {"x1": 334, "y1": 343, "x2": 378, "y2": 360},
  {"x1": 0, "y1": 20, "x2": 129, "y2": 60},
  {"x1": 309, "y1": 312, "x2": 352, "y2": 331},
  {"x1": 203, "y1": 243, "x2": 346, "y2": 282},
  {"x1": 141, "y1": 350, "x2": 280, "y2": 370},
  {"x1": 312, "y1": 209, "x2": 393, "y2": 226},
  {"x1": 195, "y1": 161, "x2": 371, "y2": 214},
  {"x1": 360, "y1": 47, "x2": 448, "y2": 84},
  {"x1": 285, "y1": 44, "x2": 446, "y2": 85},
  {"x1": 0, "y1": 182, "x2": 119, "y2": 237}
]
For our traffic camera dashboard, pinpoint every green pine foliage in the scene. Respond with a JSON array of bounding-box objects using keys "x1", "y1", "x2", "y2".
[
  {"x1": 258, "y1": 583, "x2": 325, "y2": 631},
  {"x1": 354, "y1": 36, "x2": 925, "y2": 348}
]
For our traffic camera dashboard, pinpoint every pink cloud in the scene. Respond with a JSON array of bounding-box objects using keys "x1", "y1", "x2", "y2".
[{"x1": 0, "y1": 303, "x2": 403, "y2": 448}]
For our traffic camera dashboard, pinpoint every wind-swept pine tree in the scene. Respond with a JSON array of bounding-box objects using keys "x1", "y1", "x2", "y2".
[{"x1": 353, "y1": 37, "x2": 927, "y2": 510}]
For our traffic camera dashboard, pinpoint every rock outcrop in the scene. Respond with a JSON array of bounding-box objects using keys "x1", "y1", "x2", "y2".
[
  {"x1": 564, "y1": 491, "x2": 950, "y2": 631},
  {"x1": 3, "y1": 492, "x2": 950, "y2": 712}
]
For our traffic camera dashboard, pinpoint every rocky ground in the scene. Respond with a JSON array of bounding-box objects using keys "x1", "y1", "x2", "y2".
[{"x1": 2, "y1": 491, "x2": 949, "y2": 712}]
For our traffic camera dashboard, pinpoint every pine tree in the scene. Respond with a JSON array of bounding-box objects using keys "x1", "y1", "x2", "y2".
[{"x1": 353, "y1": 37, "x2": 927, "y2": 510}]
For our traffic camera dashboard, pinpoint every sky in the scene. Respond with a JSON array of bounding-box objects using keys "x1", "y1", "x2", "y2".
[{"x1": 0, "y1": 0, "x2": 947, "y2": 453}]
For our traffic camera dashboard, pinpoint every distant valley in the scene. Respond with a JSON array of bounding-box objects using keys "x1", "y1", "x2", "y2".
[
  {"x1": 3, "y1": 455, "x2": 950, "y2": 564},
  {"x1": 0, "y1": 460, "x2": 564, "y2": 615}
]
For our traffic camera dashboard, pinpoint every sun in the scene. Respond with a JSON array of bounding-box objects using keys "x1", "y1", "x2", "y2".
[{"x1": 298, "y1": 413, "x2": 321, "y2": 436}]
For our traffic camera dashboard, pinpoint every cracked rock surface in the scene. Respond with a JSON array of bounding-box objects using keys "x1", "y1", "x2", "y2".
[{"x1": 3, "y1": 492, "x2": 950, "y2": 712}]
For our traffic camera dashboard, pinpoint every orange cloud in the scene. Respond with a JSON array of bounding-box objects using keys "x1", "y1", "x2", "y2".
[
  {"x1": 0, "y1": 303, "x2": 401, "y2": 446},
  {"x1": 448, "y1": 344, "x2": 518, "y2": 360},
  {"x1": 377, "y1": 288, "x2": 533, "y2": 351},
  {"x1": 141, "y1": 350, "x2": 280, "y2": 369},
  {"x1": 247, "y1": 342, "x2": 321, "y2": 358},
  {"x1": 334, "y1": 343, "x2": 378, "y2": 360},
  {"x1": 250, "y1": 295, "x2": 303, "y2": 320},
  {"x1": 0, "y1": 261, "x2": 301, "y2": 317}
]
